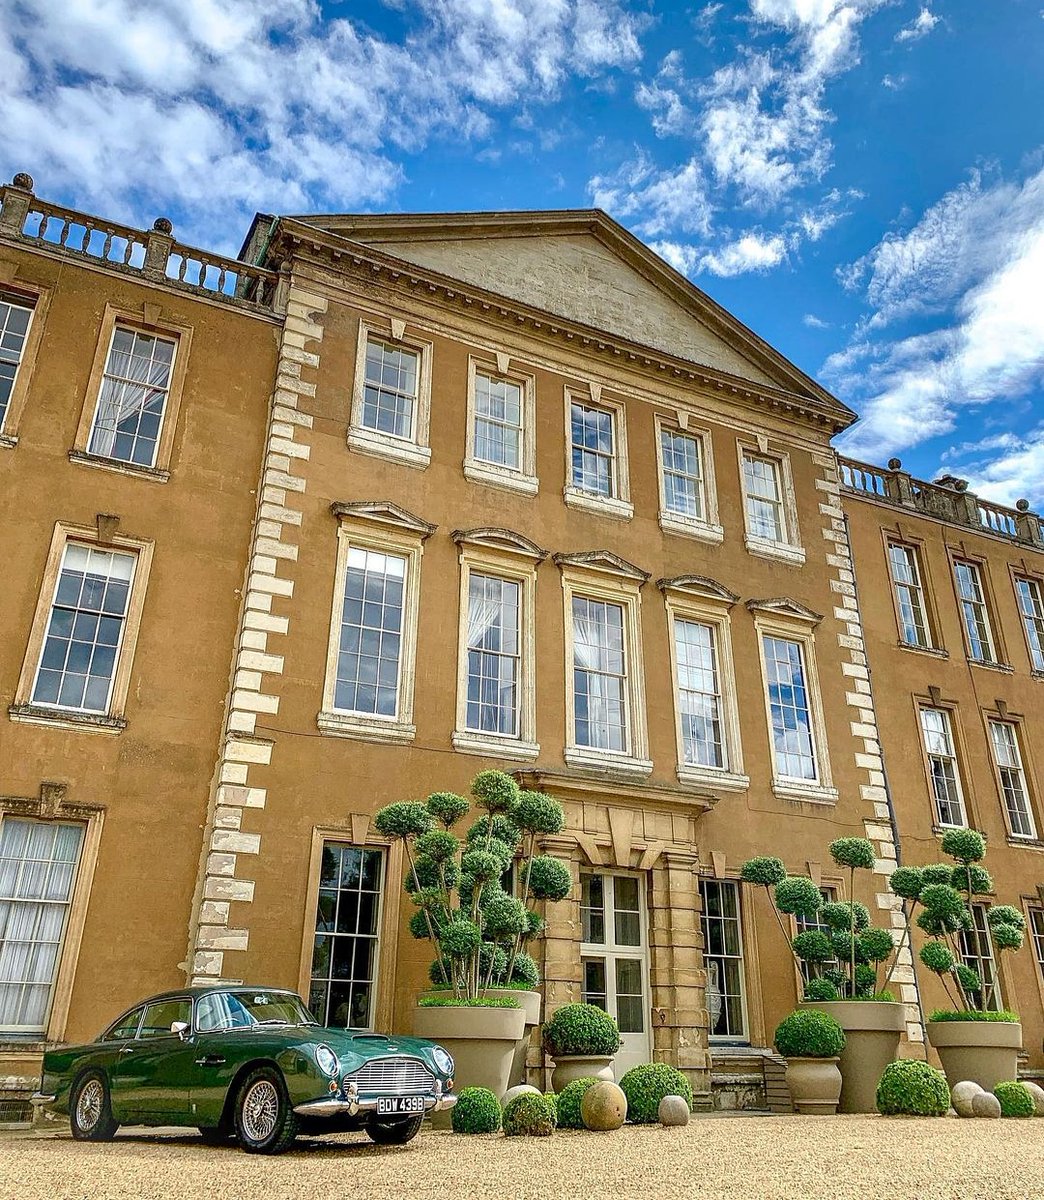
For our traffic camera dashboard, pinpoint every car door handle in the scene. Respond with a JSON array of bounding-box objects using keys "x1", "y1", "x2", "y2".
[
  {"x1": 119, "y1": 1047, "x2": 136, "y2": 1055},
  {"x1": 194, "y1": 1055, "x2": 226, "y2": 1067}
]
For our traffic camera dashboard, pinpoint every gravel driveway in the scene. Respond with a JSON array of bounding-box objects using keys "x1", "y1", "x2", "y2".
[{"x1": 3, "y1": 1115, "x2": 1042, "y2": 1200}]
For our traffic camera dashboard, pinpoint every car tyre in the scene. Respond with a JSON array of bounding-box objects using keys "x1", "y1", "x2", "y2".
[
  {"x1": 233, "y1": 1066, "x2": 299, "y2": 1155},
  {"x1": 70, "y1": 1071, "x2": 119, "y2": 1142},
  {"x1": 198, "y1": 1125, "x2": 233, "y2": 1145},
  {"x1": 365, "y1": 1113, "x2": 424, "y2": 1145}
]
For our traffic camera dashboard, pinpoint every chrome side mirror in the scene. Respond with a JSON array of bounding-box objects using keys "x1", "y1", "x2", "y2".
[{"x1": 171, "y1": 1021, "x2": 190, "y2": 1040}]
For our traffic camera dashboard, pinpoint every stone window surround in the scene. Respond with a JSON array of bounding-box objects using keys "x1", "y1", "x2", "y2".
[
  {"x1": 451, "y1": 528, "x2": 547, "y2": 762},
  {"x1": 1008, "y1": 563, "x2": 1044, "y2": 677},
  {"x1": 881, "y1": 527, "x2": 944, "y2": 653},
  {"x1": 946, "y1": 547, "x2": 1007, "y2": 669},
  {"x1": 736, "y1": 437, "x2": 805, "y2": 566},
  {"x1": 913, "y1": 690, "x2": 976, "y2": 832},
  {"x1": 659, "y1": 575, "x2": 748, "y2": 792},
  {"x1": 748, "y1": 598, "x2": 836, "y2": 804},
  {"x1": 653, "y1": 412, "x2": 723, "y2": 544},
  {"x1": 980, "y1": 706, "x2": 1040, "y2": 843},
  {"x1": 10, "y1": 518, "x2": 154, "y2": 735},
  {"x1": 462, "y1": 352, "x2": 538, "y2": 496},
  {"x1": 317, "y1": 502, "x2": 434, "y2": 745},
  {"x1": 557, "y1": 552, "x2": 652, "y2": 780},
  {"x1": 0, "y1": 275, "x2": 51, "y2": 448},
  {"x1": 0, "y1": 783, "x2": 105, "y2": 1043},
  {"x1": 562, "y1": 383, "x2": 634, "y2": 521},
  {"x1": 69, "y1": 302, "x2": 193, "y2": 482},
  {"x1": 348, "y1": 316, "x2": 433, "y2": 470}
]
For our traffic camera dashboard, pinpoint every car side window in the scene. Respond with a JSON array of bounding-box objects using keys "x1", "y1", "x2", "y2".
[
  {"x1": 104, "y1": 1005, "x2": 145, "y2": 1041},
  {"x1": 139, "y1": 998, "x2": 192, "y2": 1039},
  {"x1": 196, "y1": 993, "x2": 231, "y2": 1033}
]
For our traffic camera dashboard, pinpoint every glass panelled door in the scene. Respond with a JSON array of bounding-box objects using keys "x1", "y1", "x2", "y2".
[{"x1": 580, "y1": 872, "x2": 651, "y2": 1076}]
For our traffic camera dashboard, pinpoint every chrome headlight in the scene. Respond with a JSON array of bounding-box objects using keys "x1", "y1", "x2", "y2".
[
  {"x1": 315, "y1": 1044, "x2": 340, "y2": 1077},
  {"x1": 432, "y1": 1046, "x2": 454, "y2": 1077}
]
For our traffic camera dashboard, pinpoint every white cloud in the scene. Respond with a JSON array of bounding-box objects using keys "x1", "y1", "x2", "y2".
[
  {"x1": 700, "y1": 231, "x2": 790, "y2": 275},
  {"x1": 803, "y1": 312, "x2": 831, "y2": 328},
  {"x1": 590, "y1": 155, "x2": 714, "y2": 237},
  {"x1": 895, "y1": 7, "x2": 939, "y2": 43},
  {"x1": 882, "y1": 73, "x2": 907, "y2": 89}
]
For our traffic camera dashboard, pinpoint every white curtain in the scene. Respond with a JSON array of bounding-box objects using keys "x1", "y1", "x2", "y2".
[
  {"x1": 467, "y1": 584, "x2": 502, "y2": 650},
  {"x1": 572, "y1": 607, "x2": 603, "y2": 670},
  {"x1": 90, "y1": 345, "x2": 167, "y2": 457}
]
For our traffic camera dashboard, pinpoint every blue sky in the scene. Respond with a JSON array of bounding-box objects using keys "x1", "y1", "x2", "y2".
[{"x1": 3, "y1": 1, "x2": 1043, "y2": 502}]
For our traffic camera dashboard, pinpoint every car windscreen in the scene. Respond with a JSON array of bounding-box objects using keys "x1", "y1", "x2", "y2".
[{"x1": 196, "y1": 990, "x2": 317, "y2": 1032}]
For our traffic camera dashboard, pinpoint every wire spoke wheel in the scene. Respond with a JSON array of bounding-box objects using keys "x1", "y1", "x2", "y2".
[
  {"x1": 70, "y1": 1071, "x2": 118, "y2": 1142},
  {"x1": 75, "y1": 1079, "x2": 103, "y2": 1132},
  {"x1": 241, "y1": 1080, "x2": 279, "y2": 1143}
]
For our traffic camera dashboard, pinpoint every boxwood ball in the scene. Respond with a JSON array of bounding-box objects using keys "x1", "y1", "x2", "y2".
[
  {"x1": 658, "y1": 1095, "x2": 690, "y2": 1126},
  {"x1": 581, "y1": 1081, "x2": 627, "y2": 1131}
]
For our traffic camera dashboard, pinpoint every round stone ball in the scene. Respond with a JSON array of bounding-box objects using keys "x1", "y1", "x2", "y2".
[
  {"x1": 951, "y1": 1080, "x2": 984, "y2": 1118},
  {"x1": 581, "y1": 1080, "x2": 627, "y2": 1131},
  {"x1": 1022, "y1": 1081, "x2": 1044, "y2": 1117},
  {"x1": 658, "y1": 1095, "x2": 690, "y2": 1127},
  {"x1": 972, "y1": 1092, "x2": 1002, "y2": 1119},
  {"x1": 502, "y1": 1084, "x2": 540, "y2": 1108}
]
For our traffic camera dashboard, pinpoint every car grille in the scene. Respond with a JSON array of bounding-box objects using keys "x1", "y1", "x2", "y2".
[{"x1": 344, "y1": 1057, "x2": 436, "y2": 1096}]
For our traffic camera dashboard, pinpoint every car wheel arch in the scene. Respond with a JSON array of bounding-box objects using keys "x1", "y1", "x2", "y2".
[{"x1": 219, "y1": 1058, "x2": 287, "y2": 1127}]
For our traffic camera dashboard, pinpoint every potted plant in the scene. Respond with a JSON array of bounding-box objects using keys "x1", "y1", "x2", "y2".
[
  {"x1": 892, "y1": 828, "x2": 1025, "y2": 1090},
  {"x1": 742, "y1": 838, "x2": 906, "y2": 1113},
  {"x1": 541, "y1": 1003, "x2": 621, "y2": 1091},
  {"x1": 375, "y1": 770, "x2": 572, "y2": 1100},
  {"x1": 773, "y1": 1009, "x2": 845, "y2": 1114}
]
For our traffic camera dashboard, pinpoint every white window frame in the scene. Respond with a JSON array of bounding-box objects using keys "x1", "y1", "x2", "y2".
[
  {"x1": 660, "y1": 576, "x2": 747, "y2": 791},
  {"x1": 348, "y1": 318, "x2": 432, "y2": 470},
  {"x1": 699, "y1": 876, "x2": 749, "y2": 1042},
  {"x1": 452, "y1": 529, "x2": 543, "y2": 761},
  {"x1": 563, "y1": 386, "x2": 633, "y2": 521},
  {"x1": 86, "y1": 325, "x2": 177, "y2": 470},
  {"x1": 1014, "y1": 576, "x2": 1044, "y2": 673},
  {"x1": 0, "y1": 292, "x2": 36, "y2": 439},
  {"x1": 558, "y1": 554, "x2": 650, "y2": 778},
  {"x1": 953, "y1": 559, "x2": 998, "y2": 665},
  {"x1": 749, "y1": 600, "x2": 835, "y2": 803},
  {"x1": 887, "y1": 541, "x2": 933, "y2": 649},
  {"x1": 654, "y1": 414, "x2": 722, "y2": 543},
  {"x1": 318, "y1": 503, "x2": 432, "y2": 743},
  {"x1": 918, "y1": 705, "x2": 968, "y2": 828},
  {"x1": 738, "y1": 442, "x2": 804, "y2": 565},
  {"x1": 988, "y1": 719, "x2": 1037, "y2": 840},
  {"x1": 959, "y1": 903, "x2": 1003, "y2": 1012},
  {"x1": 1028, "y1": 905, "x2": 1044, "y2": 987},
  {"x1": 463, "y1": 354, "x2": 537, "y2": 495}
]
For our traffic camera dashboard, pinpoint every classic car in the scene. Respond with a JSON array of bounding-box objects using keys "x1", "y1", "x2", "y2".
[{"x1": 32, "y1": 985, "x2": 456, "y2": 1154}]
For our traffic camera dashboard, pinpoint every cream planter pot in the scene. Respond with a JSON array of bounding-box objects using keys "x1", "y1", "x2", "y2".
[
  {"x1": 784, "y1": 1057, "x2": 842, "y2": 1115},
  {"x1": 485, "y1": 988, "x2": 542, "y2": 1088},
  {"x1": 549, "y1": 1054, "x2": 615, "y2": 1092},
  {"x1": 413, "y1": 1004, "x2": 527, "y2": 1103},
  {"x1": 803, "y1": 1001, "x2": 906, "y2": 1113},
  {"x1": 926, "y1": 1020, "x2": 1022, "y2": 1092}
]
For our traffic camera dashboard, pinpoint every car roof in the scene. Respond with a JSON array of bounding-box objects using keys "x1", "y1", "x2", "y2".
[{"x1": 123, "y1": 985, "x2": 301, "y2": 1006}]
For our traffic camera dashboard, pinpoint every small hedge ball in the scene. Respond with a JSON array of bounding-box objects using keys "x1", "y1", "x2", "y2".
[
  {"x1": 452, "y1": 1087, "x2": 502, "y2": 1134},
  {"x1": 556, "y1": 1077, "x2": 600, "y2": 1129},
  {"x1": 542, "y1": 1003, "x2": 621, "y2": 1058},
  {"x1": 1023, "y1": 1080, "x2": 1044, "y2": 1117},
  {"x1": 804, "y1": 977, "x2": 840, "y2": 1002},
  {"x1": 995, "y1": 1081, "x2": 1036, "y2": 1118},
  {"x1": 951, "y1": 1080, "x2": 984, "y2": 1118},
  {"x1": 543, "y1": 1092, "x2": 558, "y2": 1122},
  {"x1": 774, "y1": 1009, "x2": 845, "y2": 1059},
  {"x1": 581, "y1": 1080, "x2": 627, "y2": 1131},
  {"x1": 503, "y1": 1091, "x2": 556, "y2": 1137},
  {"x1": 658, "y1": 1095, "x2": 690, "y2": 1127},
  {"x1": 972, "y1": 1092, "x2": 1002, "y2": 1119},
  {"x1": 502, "y1": 1084, "x2": 540, "y2": 1108},
  {"x1": 619, "y1": 1063, "x2": 693, "y2": 1124},
  {"x1": 875, "y1": 1060, "x2": 950, "y2": 1117},
  {"x1": 829, "y1": 837, "x2": 876, "y2": 871},
  {"x1": 740, "y1": 856, "x2": 787, "y2": 887}
]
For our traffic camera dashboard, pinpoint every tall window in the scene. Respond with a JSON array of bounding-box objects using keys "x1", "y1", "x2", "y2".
[
  {"x1": 333, "y1": 548, "x2": 407, "y2": 718},
  {"x1": 581, "y1": 873, "x2": 648, "y2": 1050},
  {"x1": 572, "y1": 596, "x2": 627, "y2": 752},
  {"x1": 660, "y1": 429, "x2": 705, "y2": 521},
  {"x1": 959, "y1": 904, "x2": 1002, "y2": 1012},
  {"x1": 700, "y1": 879, "x2": 746, "y2": 1039},
  {"x1": 0, "y1": 295, "x2": 33, "y2": 433},
  {"x1": 742, "y1": 453, "x2": 786, "y2": 542},
  {"x1": 361, "y1": 337, "x2": 418, "y2": 440},
  {"x1": 570, "y1": 402, "x2": 616, "y2": 497},
  {"x1": 920, "y1": 707, "x2": 967, "y2": 827},
  {"x1": 674, "y1": 618, "x2": 726, "y2": 769},
  {"x1": 954, "y1": 561, "x2": 996, "y2": 663},
  {"x1": 473, "y1": 373, "x2": 522, "y2": 470},
  {"x1": 309, "y1": 843, "x2": 383, "y2": 1028},
  {"x1": 464, "y1": 573, "x2": 520, "y2": 737},
  {"x1": 988, "y1": 721, "x2": 1036, "y2": 839},
  {"x1": 888, "y1": 543, "x2": 930, "y2": 648},
  {"x1": 761, "y1": 635, "x2": 817, "y2": 781},
  {"x1": 1015, "y1": 578, "x2": 1044, "y2": 672},
  {"x1": 794, "y1": 887, "x2": 838, "y2": 986},
  {"x1": 1029, "y1": 907, "x2": 1044, "y2": 982},
  {"x1": 31, "y1": 544, "x2": 134, "y2": 713},
  {"x1": 87, "y1": 326, "x2": 175, "y2": 467},
  {"x1": 0, "y1": 818, "x2": 84, "y2": 1033}
]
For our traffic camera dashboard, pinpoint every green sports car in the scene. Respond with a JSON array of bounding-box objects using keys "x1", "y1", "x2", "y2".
[{"x1": 32, "y1": 986, "x2": 456, "y2": 1154}]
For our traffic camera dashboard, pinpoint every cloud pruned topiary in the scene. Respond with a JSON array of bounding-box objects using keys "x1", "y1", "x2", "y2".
[
  {"x1": 829, "y1": 838, "x2": 876, "y2": 871},
  {"x1": 774, "y1": 876, "x2": 823, "y2": 919},
  {"x1": 740, "y1": 856, "x2": 787, "y2": 887}
]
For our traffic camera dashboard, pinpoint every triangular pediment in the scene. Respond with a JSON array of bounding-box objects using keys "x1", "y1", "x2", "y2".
[
  {"x1": 657, "y1": 575, "x2": 738, "y2": 605},
  {"x1": 451, "y1": 527, "x2": 548, "y2": 560},
  {"x1": 330, "y1": 501, "x2": 436, "y2": 539},
  {"x1": 745, "y1": 597, "x2": 823, "y2": 625},
  {"x1": 553, "y1": 550, "x2": 650, "y2": 583}
]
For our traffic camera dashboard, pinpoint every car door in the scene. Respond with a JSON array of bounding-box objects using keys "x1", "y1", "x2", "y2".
[
  {"x1": 111, "y1": 998, "x2": 194, "y2": 1122},
  {"x1": 104, "y1": 1005, "x2": 146, "y2": 1121}
]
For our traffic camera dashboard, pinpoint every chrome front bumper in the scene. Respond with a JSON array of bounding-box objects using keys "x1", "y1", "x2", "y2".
[
  {"x1": 294, "y1": 1092, "x2": 457, "y2": 1118},
  {"x1": 31, "y1": 1093, "x2": 56, "y2": 1107}
]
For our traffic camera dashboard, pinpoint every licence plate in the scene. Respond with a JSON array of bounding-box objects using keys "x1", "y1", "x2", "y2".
[{"x1": 376, "y1": 1096, "x2": 425, "y2": 1115}]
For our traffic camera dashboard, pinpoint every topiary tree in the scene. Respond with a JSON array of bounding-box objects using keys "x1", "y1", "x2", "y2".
[
  {"x1": 773, "y1": 1009, "x2": 845, "y2": 1059},
  {"x1": 995, "y1": 1080, "x2": 1035, "y2": 1118},
  {"x1": 542, "y1": 1003, "x2": 621, "y2": 1059},
  {"x1": 502, "y1": 1091, "x2": 556, "y2": 1136},
  {"x1": 875, "y1": 1060, "x2": 949, "y2": 1116},
  {"x1": 555, "y1": 1077, "x2": 600, "y2": 1128},
  {"x1": 375, "y1": 770, "x2": 570, "y2": 1001},
  {"x1": 618, "y1": 1063, "x2": 693, "y2": 1124},
  {"x1": 451, "y1": 1086, "x2": 502, "y2": 1133}
]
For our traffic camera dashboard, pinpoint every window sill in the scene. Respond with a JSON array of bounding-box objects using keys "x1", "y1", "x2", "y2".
[
  {"x1": 316, "y1": 710, "x2": 415, "y2": 744},
  {"x1": 452, "y1": 730, "x2": 540, "y2": 760},
  {"x1": 658, "y1": 512, "x2": 724, "y2": 544},
  {"x1": 563, "y1": 746, "x2": 653, "y2": 779},
  {"x1": 347, "y1": 427, "x2": 430, "y2": 470},
  {"x1": 897, "y1": 642, "x2": 948, "y2": 658},
  {"x1": 563, "y1": 487, "x2": 633, "y2": 521},
  {"x1": 967, "y1": 658, "x2": 1014, "y2": 674},
  {"x1": 463, "y1": 458, "x2": 538, "y2": 496},
  {"x1": 68, "y1": 449, "x2": 170, "y2": 483},
  {"x1": 1007, "y1": 835, "x2": 1044, "y2": 849},
  {"x1": 1031, "y1": 670, "x2": 1044, "y2": 682},
  {"x1": 0, "y1": 433, "x2": 17, "y2": 449},
  {"x1": 771, "y1": 779, "x2": 838, "y2": 805},
  {"x1": 8, "y1": 703, "x2": 126, "y2": 735},
  {"x1": 676, "y1": 765, "x2": 749, "y2": 791},
  {"x1": 744, "y1": 535, "x2": 805, "y2": 566}
]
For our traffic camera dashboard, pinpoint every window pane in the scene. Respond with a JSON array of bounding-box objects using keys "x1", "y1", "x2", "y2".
[
  {"x1": 920, "y1": 707, "x2": 966, "y2": 827},
  {"x1": 954, "y1": 562, "x2": 995, "y2": 663},
  {"x1": 700, "y1": 879, "x2": 746, "y2": 1039},
  {"x1": 675, "y1": 619, "x2": 725, "y2": 768},
  {"x1": 614, "y1": 958, "x2": 644, "y2": 1033},
  {"x1": 581, "y1": 873, "x2": 605, "y2": 945},
  {"x1": 465, "y1": 573, "x2": 520, "y2": 737},
  {"x1": 888, "y1": 543, "x2": 930, "y2": 648},
  {"x1": 743, "y1": 454, "x2": 784, "y2": 542},
  {"x1": 761, "y1": 636, "x2": 817, "y2": 781},
  {"x1": 362, "y1": 338, "x2": 418, "y2": 439},
  {"x1": 572, "y1": 596, "x2": 627, "y2": 751},
  {"x1": 660, "y1": 429, "x2": 704, "y2": 519},
  {"x1": 0, "y1": 297, "x2": 34, "y2": 433},
  {"x1": 1016, "y1": 579, "x2": 1044, "y2": 672},
  {"x1": 582, "y1": 956, "x2": 608, "y2": 1012},
  {"x1": 570, "y1": 402, "x2": 615, "y2": 497},
  {"x1": 473, "y1": 373, "x2": 523, "y2": 469},
  {"x1": 335, "y1": 548, "x2": 407, "y2": 716},
  {"x1": 88, "y1": 327, "x2": 175, "y2": 467}
]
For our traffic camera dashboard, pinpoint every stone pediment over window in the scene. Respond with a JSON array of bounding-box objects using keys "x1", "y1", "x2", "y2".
[
  {"x1": 656, "y1": 575, "x2": 738, "y2": 606},
  {"x1": 553, "y1": 550, "x2": 650, "y2": 583},
  {"x1": 745, "y1": 596, "x2": 823, "y2": 625},
  {"x1": 330, "y1": 501, "x2": 436, "y2": 540},
  {"x1": 451, "y1": 527, "x2": 548, "y2": 560}
]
